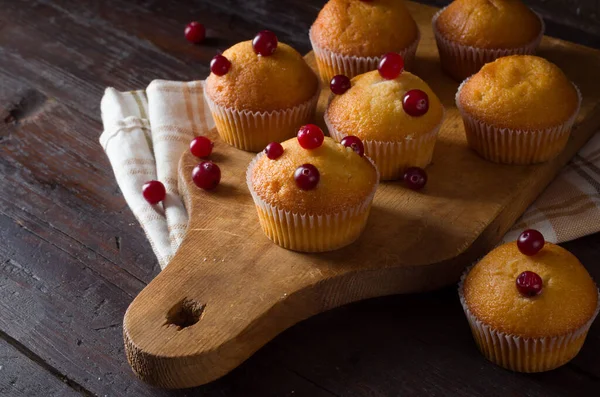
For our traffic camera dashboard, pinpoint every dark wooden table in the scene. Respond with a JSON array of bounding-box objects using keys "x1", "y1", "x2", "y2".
[{"x1": 1, "y1": 1, "x2": 599, "y2": 396}]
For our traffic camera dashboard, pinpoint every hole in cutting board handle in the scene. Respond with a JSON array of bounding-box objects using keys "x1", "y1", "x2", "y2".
[{"x1": 165, "y1": 298, "x2": 206, "y2": 330}]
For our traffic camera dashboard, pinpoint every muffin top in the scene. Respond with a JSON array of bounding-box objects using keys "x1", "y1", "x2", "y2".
[
  {"x1": 435, "y1": 0, "x2": 542, "y2": 49},
  {"x1": 205, "y1": 41, "x2": 319, "y2": 112},
  {"x1": 458, "y1": 55, "x2": 579, "y2": 130},
  {"x1": 250, "y1": 137, "x2": 378, "y2": 214},
  {"x1": 463, "y1": 242, "x2": 598, "y2": 338},
  {"x1": 310, "y1": 0, "x2": 419, "y2": 57},
  {"x1": 326, "y1": 70, "x2": 444, "y2": 141}
]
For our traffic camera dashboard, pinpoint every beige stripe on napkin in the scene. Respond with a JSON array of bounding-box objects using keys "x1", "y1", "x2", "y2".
[
  {"x1": 100, "y1": 88, "x2": 173, "y2": 268},
  {"x1": 146, "y1": 80, "x2": 215, "y2": 253},
  {"x1": 504, "y1": 133, "x2": 600, "y2": 243}
]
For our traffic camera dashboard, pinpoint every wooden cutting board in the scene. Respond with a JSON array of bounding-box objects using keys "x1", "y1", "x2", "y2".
[{"x1": 123, "y1": 2, "x2": 600, "y2": 389}]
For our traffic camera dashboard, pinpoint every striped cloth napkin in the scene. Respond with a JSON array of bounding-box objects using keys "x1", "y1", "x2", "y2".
[
  {"x1": 100, "y1": 81, "x2": 213, "y2": 268},
  {"x1": 99, "y1": 80, "x2": 600, "y2": 269}
]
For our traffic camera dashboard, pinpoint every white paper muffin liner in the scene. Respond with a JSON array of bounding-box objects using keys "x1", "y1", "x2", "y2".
[
  {"x1": 204, "y1": 86, "x2": 319, "y2": 153},
  {"x1": 324, "y1": 109, "x2": 443, "y2": 181},
  {"x1": 456, "y1": 79, "x2": 582, "y2": 164},
  {"x1": 432, "y1": 7, "x2": 545, "y2": 81},
  {"x1": 458, "y1": 265, "x2": 600, "y2": 372},
  {"x1": 309, "y1": 27, "x2": 421, "y2": 83},
  {"x1": 246, "y1": 151, "x2": 379, "y2": 252}
]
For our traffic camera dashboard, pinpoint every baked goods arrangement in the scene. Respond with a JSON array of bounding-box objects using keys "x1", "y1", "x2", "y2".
[
  {"x1": 196, "y1": 0, "x2": 596, "y2": 372},
  {"x1": 128, "y1": 1, "x2": 599, "y2": 384}
]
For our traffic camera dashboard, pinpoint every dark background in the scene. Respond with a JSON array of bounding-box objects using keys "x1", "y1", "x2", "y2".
[{"x1": 1, "y1": 1, "x2": 600, "y2": 396}]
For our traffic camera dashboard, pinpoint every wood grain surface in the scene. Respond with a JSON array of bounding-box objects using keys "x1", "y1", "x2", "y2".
[
  {"x1": 122, "y1": 2, "x2": 600, "y2": 389},
  {"x1": 1, "y1": 0, "x2": 600, "y2": 396}
]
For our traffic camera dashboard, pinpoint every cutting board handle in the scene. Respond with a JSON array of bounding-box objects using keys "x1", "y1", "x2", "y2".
[
  {"x1": 123, "y1": 255, "x2": 262, "y2": 388},
  {"x1": 122, "y1": 241, "x2": 471, "y2": 389},
  {"x1": 122, "y1": 252, "x2": 319, "y2": 388}
]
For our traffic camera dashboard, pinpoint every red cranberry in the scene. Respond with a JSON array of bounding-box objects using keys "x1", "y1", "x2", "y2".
[
  {"x1": 297, "y1": 124, "x2": 324, "y2": 150},
  {"x1": 252, "y1": 30, "x2": 278, "y2": 56},
  {"x1": 341, "y1": 136, "x2": 365, "y2": 157},
  {"x1": 403, "y1": 89, "x2": 429, "y2": 117},
  {"x1": 210, "y1": 54, "x2": 231, "y2": 76},
  {"x1": 190, "y1": 136, "x2": 213, "y2": 158},
  {"x1": 330, "y1": 75, "x2": 351, "y2": 95},
  {"x1": 184, "y1": 21, "x2": 205, "y2": 44},
  {"x1": 142, "y1": 180, "x2": 166, "y2": 204},
  {"x1": 517, "y1": 229, "x2": 545, "y2": 256},
  {"x1": 294, "y1": 164, "x2": 320, "y2": 190},
  {"x1": 192, "y1": 161, "x2": 221, "y2": 190},
  {"x1": 378, "y1": 52, "x2": 404, "y2": 80},
  {"x1": 403, "y1": 167, "x2": 427, "y2": 190},
  {"x1": 516, "y1": 271, "x2": 543, "y2": 297},
  {"x1": 264, "y1": 142, "x2": 284, "y2": 159}
]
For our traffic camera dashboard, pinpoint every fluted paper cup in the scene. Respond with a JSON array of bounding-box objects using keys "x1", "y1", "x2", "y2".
[
  {"x1": 432, "y1": 8, "x2": 545, "y2": 81},
  {"x1": 246, "y1": 152, "x2": 379, "y2": 252},
  {"x1": 458, "y1": 267, "x2": 600, "y2": 372},
  {"x1": 309, "y1": 28, "x2": 420, "y2": 83},
  {"x1": 204, "y1": 87, "x2": 319, "y2": 153},
  {"x1": 325, "y1": 110, "x2": 443, "y2": 181},
  {"x1": 456, "y1": 80, "x2": 582, "y2": 164}
]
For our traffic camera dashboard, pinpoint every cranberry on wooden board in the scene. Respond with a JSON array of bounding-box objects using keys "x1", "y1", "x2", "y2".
[
  {"x1": 403, "y1": 167, "x2": 427, "y2": 190},
  {"x1": 252, "y1": 30, "x2": 278, "y2": 56},
  {"x1": 184, "y1": 21, "x2": 205, "y2": 43},
  {"x1": 341, "y1": 136, "x2": 365, "y2": 157},
  {"x1": 294, "y1": 164, "x2": 320, "y2": 190},
  {"x1": 210, "y1": 54, "x2": 231, "y2": 76},
  {"x1": 517, "y1": 229, "x2": 545, "y2": 256},
  {"x1": 330, "y1": 75, "x2": 351, "y2": 95},
  {"x1": 264, "y1": 142, "x2": 284, "y2": 159},
  {"x1": 190, "y1": 136, "x2": 213, "y2": 158},
  {"x1": 192, "y1": 161, "x2": 221, "y2": 190},
  {"x1": 403, "y1": 89, "x2": 429, "y2": 117},
  {"x1": 142, "y1": 180, "x2": 166, "y2": 204},
  {"x1": 378, "y1": 52, "x2": 404, "y2": 80},
  {"x1": 516, "y1": 271, "x2": 543, "y2": 297},
  {"x1": 297, "y1": 124, "x2": 324, "y2": 150}
]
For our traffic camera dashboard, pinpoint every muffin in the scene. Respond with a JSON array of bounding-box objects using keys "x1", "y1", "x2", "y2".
[
  {"x1": 433, "y1": 0, "x2": 544, "y2": 81},
  {"x1": 205, "y1": 34, "x2": 319, "y2": 152},
  {"x1": 246, "y1": 126, "x2": 378, "y2": 252},
  {"x1": 456, "y1": 55, "x2": 581, "y2": 164},
  {"x1": 459, "y1": 231, "x2": 599, "y2": 372},
  {"x1": 309, "y1": 0, "x2": 420, "y2": 83},
  {"x1": 325, "y1": 68, "x2": 444, "y2": 181}
]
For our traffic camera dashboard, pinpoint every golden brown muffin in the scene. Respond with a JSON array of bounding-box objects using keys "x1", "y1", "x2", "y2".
[
  {"x1": 311, "y1": 0, "x2": 418, "y2": 57},
  {"x1": 436, "y1": 0, "x2": 541, "y2": 49},
  {"x1": 247, "y1": 136, "x2": 378, "y2": 252},
  {"x1": 458, "y1": 55, "x2": 578, "y2": 130},
  {"x1": 433, "y1": 0, "x2": 544, "y2": 80},
  {"x1": 206, "y1": 41, "x2": 318, "y2": 112},
  {"x1": 456, "y1": 55, "x2": 580, "y2": 164},
  {"x1": 309, "y1": 0, "x2": 420, "y2": 82},
  {"x1": 461, "y1": 241, "x2": 598, "y2": 372},
  {"x1": 205, "y1": 40, "x2": 319, "y2": 152},
  {"x1": 325, "y1": 70, "x2": 444, "y2": 180}
]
